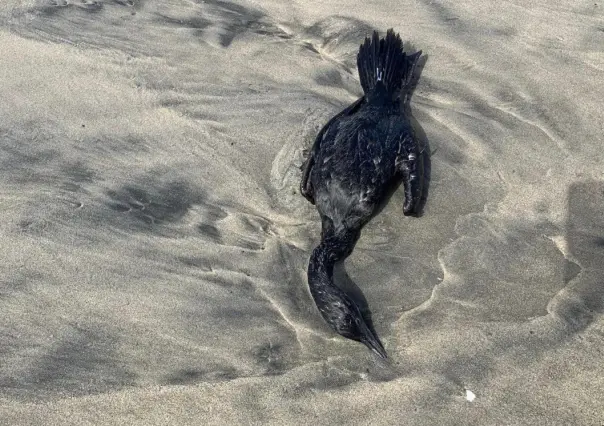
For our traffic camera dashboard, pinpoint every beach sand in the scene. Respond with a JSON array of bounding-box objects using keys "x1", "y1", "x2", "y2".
[{"x1": 1, "y1": 0, "x2": 603, "y2": 424}]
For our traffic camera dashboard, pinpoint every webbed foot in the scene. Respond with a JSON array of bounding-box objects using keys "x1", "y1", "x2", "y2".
[
  {"x1": 397, "y1": 150, "x2": 424, "y2": 215},
  {"x1": 299, "y1": 155, "x2": 315, "y2": 204}
]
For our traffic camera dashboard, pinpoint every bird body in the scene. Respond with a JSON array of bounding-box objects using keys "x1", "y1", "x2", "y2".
[{"x1": 300, "y1": 29, "x2": 424, "y2": 358}]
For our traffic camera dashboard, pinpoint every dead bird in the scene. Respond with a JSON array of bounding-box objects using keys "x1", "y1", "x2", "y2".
[{"x1": 300, "y1": 29, "x2": 424, "y2": 358}]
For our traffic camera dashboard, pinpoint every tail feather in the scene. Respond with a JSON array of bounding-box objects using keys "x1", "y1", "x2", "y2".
[{"x1": 357, "y1": 29, "x2": 421, "y2": 98}]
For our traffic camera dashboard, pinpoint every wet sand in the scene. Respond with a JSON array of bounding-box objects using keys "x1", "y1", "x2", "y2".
[{"x1": 1, "y1": 1, "x2": 603, "y2": 424}]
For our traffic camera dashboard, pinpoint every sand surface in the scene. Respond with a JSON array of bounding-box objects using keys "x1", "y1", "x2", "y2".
[{"x1": 1, "y1": 0, "x2": 603, "y2": 424}]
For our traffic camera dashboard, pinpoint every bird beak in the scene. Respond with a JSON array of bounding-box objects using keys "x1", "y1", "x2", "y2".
[{"x1": 359, "y1": 321, "x2": 388, "y2": 359}]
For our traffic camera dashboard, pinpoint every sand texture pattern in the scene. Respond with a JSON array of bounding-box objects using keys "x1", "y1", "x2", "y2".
[{"x1": 1, "y1": 0, "x2": 603, "y2": 424}]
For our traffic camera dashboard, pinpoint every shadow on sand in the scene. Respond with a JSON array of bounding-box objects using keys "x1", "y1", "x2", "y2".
[{"x1": 558, "y1": 180, "x2": 604, "y2": 331}]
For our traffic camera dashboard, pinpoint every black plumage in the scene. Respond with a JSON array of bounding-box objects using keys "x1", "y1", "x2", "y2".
[{"x1": 300, "y1": 29, "x2": 424, "y2": 358}]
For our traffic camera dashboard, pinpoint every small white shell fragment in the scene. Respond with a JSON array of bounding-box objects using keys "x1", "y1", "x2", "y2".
[{"x1": 465, "y1": 389, "x2": 476, "y2": 402}]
